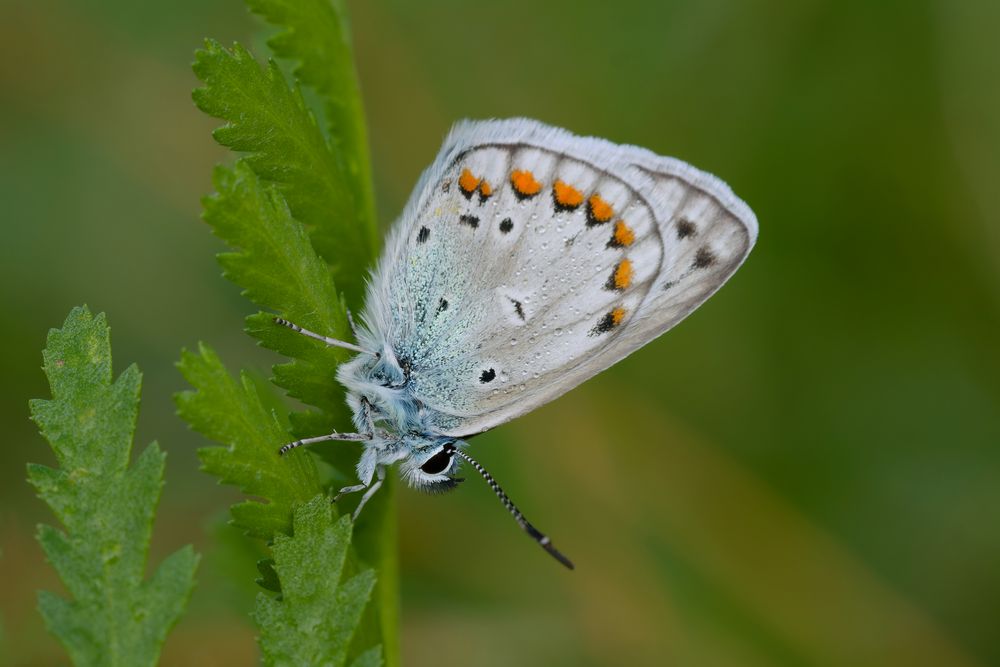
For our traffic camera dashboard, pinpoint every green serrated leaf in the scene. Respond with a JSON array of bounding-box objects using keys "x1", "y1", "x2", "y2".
[
  {"x1": 28, "y1": 306, "x2": 198, "y2": 667},
  {"x1": 175, "y1": 342, "x2": 323, "y2": 539},
  {"x1": 245, "y1": 0, "x2": 377, "y2": 251},
  {"x1": 256, "y1": 558, "x2": 282, "y2": 593},
  {"x1": 255, "y1": 496, "x2": 380, "y2": 667},
  {"x1": 189, "y1": 4, "x2": 398, "y2": 664},
  {"x1": 192, "y1": 39, "x2": 374, "y2": 306},
  {"x1": 203, "y1": 161, "x2": 353, "y2": 427}
]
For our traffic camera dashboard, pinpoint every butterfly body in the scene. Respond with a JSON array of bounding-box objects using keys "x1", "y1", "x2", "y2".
[
  {"x1": 336, "y1": 343, "x2": 461, "y2": 491},
  {"x1": 281, "y1": 118, "x2": 757, "y2": 566}
]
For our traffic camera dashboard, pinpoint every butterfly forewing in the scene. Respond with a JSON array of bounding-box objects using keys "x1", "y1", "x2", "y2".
[{"x1": 362, "y1": 119, "x2": 756, "y2": 437}]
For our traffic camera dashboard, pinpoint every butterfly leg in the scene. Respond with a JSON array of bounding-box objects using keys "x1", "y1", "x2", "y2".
[
  {"x1": 334, "y1": 465, "x2": 385, "y2": 520},
  {"x1": 272, "y1": 316, "x2": 374, "y2": 355},
  {"x1": 278, "y1": 431, "x2": 370, "y2": 455},
  {"x1": 333, "y1": 482, "x2": 367, "y2": 502}
]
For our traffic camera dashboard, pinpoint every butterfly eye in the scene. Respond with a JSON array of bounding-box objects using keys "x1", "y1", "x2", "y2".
[{"x1": 420, "y1": 447, "x2": 454, "y2": 475}]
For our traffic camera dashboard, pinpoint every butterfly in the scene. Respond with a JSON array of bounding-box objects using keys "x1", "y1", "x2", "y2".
[{"x1": 276, "y1": 118, "x2": 757, "y2": 568}]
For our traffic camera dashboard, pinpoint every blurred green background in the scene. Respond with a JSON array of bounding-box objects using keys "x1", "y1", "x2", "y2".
[{"x1": 2, "y1": 0, "x2": 998, "y2": 665}]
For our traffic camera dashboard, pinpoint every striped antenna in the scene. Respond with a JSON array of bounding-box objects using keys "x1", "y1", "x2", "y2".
[
  {"x1": 273, "y1": 317, "x2": 375, "y2": 355},
  {"x1": 450, "y1": 445, "x2": 574, "y2": 570}
]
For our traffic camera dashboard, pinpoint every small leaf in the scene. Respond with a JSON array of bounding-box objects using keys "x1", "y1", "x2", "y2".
[
  {"x1": 246, "y1": 0, "x2": 378, "y2": 254},
  {"x1": 176, "y1": 342, "x2": 323, "y2": 540},
  {"x1": 29, "y1": 306, "x2": 198, "y2": 667},
  {"x1": 189, "y1": 2, "x2": 396, "y2": 663},
  {"x1": 202, "y1": 162, "x2": 353, "y2": 427},
  {"x1": 193, "y1": 39, "x2": 374, "y2": 305},
  {"x1": 256, "y1": 558, "x2": 282, "y2": 593},
  {"x1": 255, "y1": 496, "x2": 379, "y2": 667}
]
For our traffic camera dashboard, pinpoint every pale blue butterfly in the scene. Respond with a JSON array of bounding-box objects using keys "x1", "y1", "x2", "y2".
[{"x1": 276, "y1": 118, "x2": 758, "y2": 568}]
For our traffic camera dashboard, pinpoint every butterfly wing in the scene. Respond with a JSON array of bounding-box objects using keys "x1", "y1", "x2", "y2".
[{"x1": 360, "y1": 118, "x2": 757, "y2": 437}]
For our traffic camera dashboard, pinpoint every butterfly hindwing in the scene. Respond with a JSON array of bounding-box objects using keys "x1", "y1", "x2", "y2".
[{"x1": 360, "y1": 119, "x2": 757, "y2": 437}]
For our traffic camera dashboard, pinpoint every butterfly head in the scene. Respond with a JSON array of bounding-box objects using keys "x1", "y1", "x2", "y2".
[{"x1": 399, "y1": 437, "x2": 466, "y2": 493}]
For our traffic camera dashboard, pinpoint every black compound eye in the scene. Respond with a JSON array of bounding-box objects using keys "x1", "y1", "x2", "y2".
[{"x1": 420, "y1": 447, "x2": 454, "y2": 475}]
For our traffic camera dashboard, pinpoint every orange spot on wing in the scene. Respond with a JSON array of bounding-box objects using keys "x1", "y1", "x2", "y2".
[
  {"x1": 612, "y1": 220, "x2": 635, "y2": 247},
  {"x1": 613, "y1": 259, "x2": 634, "y2": 290},
  {"x1": 458, "y1": 168, "x2": 481, "y2": 195},
  {"x1": 553, "y1": 180, "x2": 584, "y2": 209},
  {"x1": 588, "y1": 194, "x2": 614, "y2": 223},
  {"x1": 511, "y1": 170, "x2": 542, "y2": 197},
  {"x1": 591, "y1": 306, "x2": 628, "y2": 335},
  {"x1": 478, "y1": 180, "x2": 493, "y2": 198}
]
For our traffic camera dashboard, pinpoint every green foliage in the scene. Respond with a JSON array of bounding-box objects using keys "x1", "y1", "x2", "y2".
[
  {"x1": 192, "y1": 37, "x2": 375, "y2": 307},
  {"x1": 255, "y1": 496, "x2": 381, "y2": 667},
  {"x1": 203, "y1": 161, "x2": 352, "y2": 431},
  {"x1": 28, "y1": 306, "x2": 198, "y2": 666},
  {"x1": 245, "y1": 0, "x2": 377, "y2": 252},
  {"x1": 175, "y1": 342, "x2": 323, "y2": 540},
  {"x1": 184, "y1": 1, "x2": 397, "y2": 665}
]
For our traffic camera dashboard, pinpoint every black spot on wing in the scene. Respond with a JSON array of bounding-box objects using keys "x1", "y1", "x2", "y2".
[
  {"x1": 693, "y1": 247, "x2": 716, "y2": 269},
  {"x1": 553, "y1": 198, "x2": 581, "y2": 214},
  {"x1": 499, "y1": 218, "x2": 513, "y2": 234},
  {"x1": 460, "y1": 214, "x2": 480, "y2": 229},
  {"x1": 677, "y1": 218, "x2": 696, "y2": 239},
  {"x1": 417, "y1": 226, "x2": 430, "y2": 243},
  {"x1": 437, "y1": 298, "x2": 449, "y2": 314},
  {"x1": 509, "y1": 298, "x2": 525, "y2": 321},
  {"x1": 479, "y1": 368, "x2": 496, "y2": 383},
  {"x1": 590, "y1": 311, "x2": 618, "y2": 336}
]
